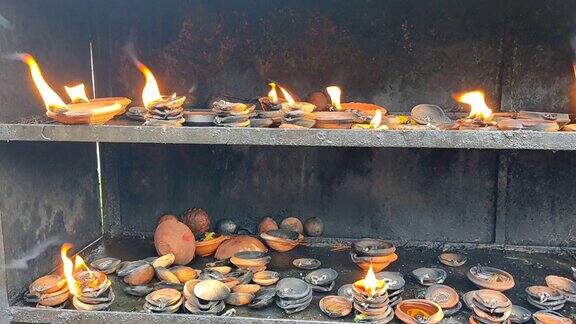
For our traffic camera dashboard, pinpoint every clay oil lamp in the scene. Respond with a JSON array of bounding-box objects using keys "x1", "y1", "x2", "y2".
[
  {"x1": 248, "y1": 287, "x2": 277, "y2": 309},
  {"x1": 232, "y1": 284, "x2": 261, "y2": 295},
  {"x1": 350, "y1": 238, "x2": 398, "y2": 272},
  {"x1": 144, "y1": 288, "x2": 183, "y2": 314},
  {"x1": 90, "y1": 257, "x2": 121, "y2": 275},
  {"x1": 312, "y1": 86, "x2": 356, "y2": 129},
  {"x1": 280, "y1": 217, "x2": 304, "y2": 234},
  {"x1": 253, "y1": 270, "x2": 280, "y2": 286},
  {"x1": 214, "y1": 235, "x2": 268, "y2": 260},
  {"x1": 412, "y1": 268, "x2": 448, "y2": 286},
  {"x1": 260, "y1": 229, "x2": 304, "y2": 252},
  {"x1": 16, "y1": 53, "x2": 130, "y2": 124},
  {"x1": 375, "y1": 271, "x2": 405, "y2": 307},
  {"x1": 278, "y1": 85, "x2": 316, "y2": 113},
  {"x1": 395, "y1": 299, "x2": 444, "y2": 324},
  {"x1": 338, "y1": 284, "x2": 354, "y2": 301},
  {"x1": 545, "y1": 275, "x2": 576, "y2": 302},
  {"x1": 225, "y1": 292, "x2": 255, "y2": 306},
  {"x1": 453, "y1": 90, "x2": 497, "y2": 130},
  {"x1": 154, "y1": 217, "x2": 196, "y2": 265},
  {"x1": 230, "y1": 251, "x2": 271, "y2": 272},
  {"x1": 411, "y1": 104, "x2": 454, "y2": 128},
  {"x1": 510, "y1": 305, "x2": 532, "y2": 324},
  {"x1": 119, "y1": 261, "x2": 155, "y2": 286},
  {"x1": 469, "y1": 289, "x2": 512, "y2": 323},
  {"x1": 212, "y1": 100, "x2": 254, "y2": 127},
  {"x1": 304, "y1": 268, "x2": 338, "y2": 292},
  {"x1": 532, "y1": 310, "x2": 573, "y2": 324},
  {"x1": 134, "y1": 59, "x2": 186, "y2": 127},
  {"x1": 293, "y1": 258, "x2": 321, "y2": 270},
  {"x1": 424, "y1": 284, "x2": 461, "y2": 315},
  {"x1": 275, "y1": 278, "x2": 313, "y2": 314},
  {"x1": 467, "y1": 265, "x2": 515, "y2": 292},
  {"x1": 320, "y1": 295, "x2": 353, "y2": 318},
  {"x1": 59, "y1": 245, "x2": 115, "y2": 311},
  {"x1": 184, "y1": 279, "x2": 229, "y2": 314},
  {"x1": 525, "y1": 286, "x2": 566, "y2": 310},
  {"x1": 250, "y1": 83, "x2": 284, "y2": 127},
  {"x1": 258, "y1": 217, "x2": 278, "y2": 234},
  {"x1": 25, "y1": 274, "x2": 69, "y2": 309},
  {"x1": 352, "y1": 264, "x2": 394, "y2": 323},
  {"x1": 438, "y1": 252, "x2": 467, "y2": 267},
  {"x1": 195, "y1": 232, "x2": 229, "y2": 257},
  {"x1": 183, "y1": 109, "x2": 216, "y2": 126},
  {"x1": 169, "y1": 266, "x2": 198, "y2": 283}
]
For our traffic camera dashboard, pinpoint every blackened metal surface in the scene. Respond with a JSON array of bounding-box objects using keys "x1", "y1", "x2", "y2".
[
  {"x1": 504, "y1": 150, "x2": 576, "y2": 246},
  {"x1": 5, "y1": 121, "x2": 576, "y2": 150},
  {"x1": 99, "y1": 0, "x2": 505, "y2": 111},
  {"x1": 0, "y1": 142, "x2": 101, "y2": 302},
  {"x1": 109, "y1": 143, "x2": 497, "y2": 243},
  {"x1": 501, "y1": 1, "x2": 576, "y2": 113},
  {"x1": 11, "y1": 236, "x2": 576, "y2": 322},
  {"x1": 0, "y1": 0, "x2": 98, "y2": 122}
]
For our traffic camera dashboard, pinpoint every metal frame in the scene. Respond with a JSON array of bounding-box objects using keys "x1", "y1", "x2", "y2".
[{"x1": 2, "y1": 123, "x2": 576, "y2": 150}]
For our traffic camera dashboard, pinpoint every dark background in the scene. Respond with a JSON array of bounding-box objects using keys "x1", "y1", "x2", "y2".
[{"x1": 0, "y1": 0, "x2": 575, "y2": 121}]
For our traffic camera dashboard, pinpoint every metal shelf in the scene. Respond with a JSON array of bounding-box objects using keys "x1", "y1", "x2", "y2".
[{"x1": 1, "y1": 120, "x2": 576, "y2": 150}]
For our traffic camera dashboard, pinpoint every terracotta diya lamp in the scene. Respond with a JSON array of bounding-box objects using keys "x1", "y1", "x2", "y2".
[
  {"x1": 230, "y1": 251, "x2": 271, "y2": 272},
  {"x1": 260, "y1": 229, "x2": 304, "y2": 252},
  {"x1": 351, "y1": 238, "x2": 398, "y2": 272},
  {"x1": 195, "y1": 233, "x2": 228, "y2": 257},
  {"x1": 214, "y1": 235, "x2": 268, "y2": 260},
  {"x1": 411, "y1": 104, "x2": 453, "y2": 127},
  {"x1": 352, "y1": 264, "x2": 394, "y2": 323},
  {"x1": 453, "y1": 90, "x2": 498, "y2": 130},
  {"x1": 424, "y1": 284, "x2": 461, "y2": 315},
  {"x1": 154, "y1": 218, "x2": 196, "y2": 265},
  {"x1": 545, "y1": 275, "x2": 576, "y2": 302},
  {"x1": 278, "y1": 85, "x2": 316, "y2": 113},
  {"x1": 395, "y1": 299, "x2": 444, "y2": 324},
  {"x1": 467, "y1": 265, "x2": 515, "y2": 291},
  {"x1": 469, "y1": 289, "x2": 512, "y2": 323},
  {"x1": 25, "y1": 274, "x2": 69, "y2": 308},
  {"x1": 17, "y1": 53, "x2": 130, "y2": 125},
  {"x1": 134, "y1": 59, "x2": 186, "y2": 127},
  {"x1": 320, "y1": 295, "x2": 353, "y2": 318},
  {"x1": 525, "y1": 285, "x2": 566, "y2": 310},
  {"x1": 533, "y1": 310, "x2": 573, "y2": 324}
]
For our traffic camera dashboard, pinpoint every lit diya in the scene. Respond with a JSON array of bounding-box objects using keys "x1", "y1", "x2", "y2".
[
  {"x1": 453, "y1": 90, "x2": 497, "y2": 130},
  {"x1": 352, "y1": 264, "x2": 394, "y2": 323},
  {"x1": 60, "y1": 244, "x2": 115, "y2": 311},
  {"x1": 17, "y1": 53, "x2": 130, "y2": 124},
  {"x1": 134, "y1": 59, "x2": 186, "y2": 127}
]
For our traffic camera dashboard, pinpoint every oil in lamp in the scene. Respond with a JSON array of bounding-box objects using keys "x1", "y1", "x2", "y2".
[
  {"x1": 352, "y1": 263, "x2": 394, "y2": 322},
  {"x1": 17, "y1": 53, "x2": 131, "y2": 124},
  {"x1": 134, "y1": 59, "x2": 186, "y2": 127},
  {"x1": 278, "y1": 85, "x2": 316, "y2": 113}
]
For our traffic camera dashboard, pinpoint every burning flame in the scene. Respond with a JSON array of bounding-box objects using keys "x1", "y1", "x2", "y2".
[
  {"x1": 61, "y1": 244, "x2": 79, "y2": 296},
  {"x1": 268, "y1": 83, "x2": 278, "y2": 103},
  {"x1": 135, "y1": 60, "x2": 162, "y2": 109},
  {"x1": 279, "y1": 86, "x2": 295, "y2": 106},
  {"x1": 326, "y1": 86, "x2": 342, "y2": 110},
  {"x1": 370, "y1": 110, "x2": 382, "y2": 127},
  {"x1": 18, "y1": 53, "x2": 67, "y2": 111},
  {"x1": 456, "y1": 90, "x2": 493, "y2": 120},
  {"x1": 364, "y1": 263, "x2": 378, "y2": 297},
  {"x1": 64, "y1": 84, "x2": 90, "y2": 104}
]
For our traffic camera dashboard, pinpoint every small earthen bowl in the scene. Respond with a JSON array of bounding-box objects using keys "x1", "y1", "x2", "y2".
[{"x1": 195, "y1": 235, "x2": 229, "y2": 257}]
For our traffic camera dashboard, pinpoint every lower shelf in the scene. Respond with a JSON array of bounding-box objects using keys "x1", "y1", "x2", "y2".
[{"x1": 9, "y1": 236, "x2": 576, "y2": 323}]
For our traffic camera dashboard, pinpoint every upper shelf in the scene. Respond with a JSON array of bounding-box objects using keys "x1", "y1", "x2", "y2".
[{"x1": 1, "y1": 119, "x2": 576, "y2": 150}]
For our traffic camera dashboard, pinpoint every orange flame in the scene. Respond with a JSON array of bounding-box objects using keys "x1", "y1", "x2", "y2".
[
  {"x1": 370, "y1": 110, "x2": 382, "y2": 127},
  {"x1": 18, "y1": 53, "x2": 67, "y2": 112},
  {"x1": 364, "y1": 263, "x2": 379, "y2": 297},
  {"x1": 61, "y1": 244, "x2": 79, "y2": 296},
  {"x1": 64, "y1": 84, "x2": 90, "y2": 104},
  {"x1": 326, "y1": 86, "x2": 342, "y2": 110},
  {"x1": 135, "y1": 60, "x2": 162, "y2": 109},
  {"x1": 456, "y1": 90, "x2": 493, "y2": 120},
  {"x1": 268, "y1": 83, "x2": 278, "y2": 103},
  {"x1": 279, "y1": 86, "x2": 295, "y2": 106}
]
